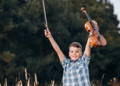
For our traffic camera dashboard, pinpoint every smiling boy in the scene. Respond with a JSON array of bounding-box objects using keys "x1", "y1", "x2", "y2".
[{"x1": 44, "y1": 28, "x2": 105, "y2": 86}]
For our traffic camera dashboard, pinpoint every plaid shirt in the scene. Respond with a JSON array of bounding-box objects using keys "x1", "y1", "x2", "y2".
[{"x1": 61, "y1": 54, "x2": 91, "y2": 86}]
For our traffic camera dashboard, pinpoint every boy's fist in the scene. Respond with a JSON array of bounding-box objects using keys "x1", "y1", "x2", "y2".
[{"x1": 44, "y1": 28, "x2": 52, "y2": 39}]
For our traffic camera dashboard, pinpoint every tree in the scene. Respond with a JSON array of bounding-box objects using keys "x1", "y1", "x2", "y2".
[{"x1": 0, "y1": 0, "x2": 120, "y2": 85}]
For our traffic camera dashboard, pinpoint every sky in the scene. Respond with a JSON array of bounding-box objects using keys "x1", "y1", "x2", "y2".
[{"x1": 109, "y1": 0, "x2": 120, "y2": 27}]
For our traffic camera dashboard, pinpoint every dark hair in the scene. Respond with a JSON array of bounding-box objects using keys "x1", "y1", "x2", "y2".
[{"x1": 69, "y1": 42, "x2": 82, "y2": 49}]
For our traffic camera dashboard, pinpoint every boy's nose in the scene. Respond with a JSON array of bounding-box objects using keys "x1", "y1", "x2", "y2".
[{"x1": 73, "y1": 53, "x2": 76, "y2": 55}]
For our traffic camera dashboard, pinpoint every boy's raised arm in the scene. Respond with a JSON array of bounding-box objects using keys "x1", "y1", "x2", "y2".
[
  {"x1": 84, "y1": 37, "x2": 91, "y2": 57},
  {"x1": 44, "y1": 28, "x2": 65, "y2": 62}
]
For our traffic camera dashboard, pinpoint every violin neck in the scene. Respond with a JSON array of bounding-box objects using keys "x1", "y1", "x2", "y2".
[{"x1": 85, "y1": 13, "x2": 92, "y2": 21}]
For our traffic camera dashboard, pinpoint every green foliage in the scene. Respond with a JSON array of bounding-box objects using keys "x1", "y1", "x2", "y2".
[{"x1": 0, "y1": 0, "x2": 120, "y2": 85}]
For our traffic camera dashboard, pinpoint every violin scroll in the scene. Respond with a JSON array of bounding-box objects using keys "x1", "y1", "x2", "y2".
[{"x1": 81, "y1": 7, "x2": 86, "y2": 13}]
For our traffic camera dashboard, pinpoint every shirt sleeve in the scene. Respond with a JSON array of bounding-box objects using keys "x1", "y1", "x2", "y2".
[
  {"x1": 61, "y1": 56, "x2": 70, "y2": 69},
  {"x1": 82, "y1": 53, "x2": 91, "y2": 65}
]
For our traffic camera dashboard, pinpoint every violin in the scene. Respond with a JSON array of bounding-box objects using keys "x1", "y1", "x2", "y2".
[{"x1": 81, "y1": 7, "x2": 107, "y2": 47}]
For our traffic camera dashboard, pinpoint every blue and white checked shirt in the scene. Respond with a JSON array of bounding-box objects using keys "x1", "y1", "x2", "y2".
[{"x1": 61, "y1": 54, "x2": 91, "y2": 86}]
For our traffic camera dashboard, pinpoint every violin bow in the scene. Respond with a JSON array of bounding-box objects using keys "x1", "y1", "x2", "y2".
[{"x1": 42, "y1": 0, "x2": 49, "y2": 29}]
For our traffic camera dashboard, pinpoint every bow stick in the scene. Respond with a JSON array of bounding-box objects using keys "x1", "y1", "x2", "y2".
[{"x1": 42, "y1": 0, "x2": 49, "y2": 29}]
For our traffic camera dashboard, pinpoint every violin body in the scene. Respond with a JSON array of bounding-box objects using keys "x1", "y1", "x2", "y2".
[
  {"x1": 85, "y1": 20, "x2": 100, "y2": 47},
  {"x1": 84, "y1": 20, "x2": 98, "y2": 32},
  {"x1": 81, "y1": 7, "x2": 107, "y2": 47},
  {"x1": 89, "y1": 35, "x2": 98, "y2": 47}
]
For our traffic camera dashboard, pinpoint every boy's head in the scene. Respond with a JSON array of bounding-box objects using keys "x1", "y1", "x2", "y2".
[{"x1": 69, "y1": 42, "x2": 82, "y2": 61}]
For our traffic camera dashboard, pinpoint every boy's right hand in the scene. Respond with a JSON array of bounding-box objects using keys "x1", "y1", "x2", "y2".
[
  {"x1": 44, "y1": 27, "x2": 65, "y2": 62},
  {"x1": 44, "y1": 28, "x2": 53, "y2": 39}
]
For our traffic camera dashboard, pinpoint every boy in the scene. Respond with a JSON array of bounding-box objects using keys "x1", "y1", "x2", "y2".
[{"x1": 44, "y1": 28, "x2": 106, "y2": 86}]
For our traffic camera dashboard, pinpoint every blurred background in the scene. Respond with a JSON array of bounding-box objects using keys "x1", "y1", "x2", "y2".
[
  {"x1": 0, "y1": 0, "x2": 120, "y2": 86},
  {"x1": 109, "y1": 0, "x2": 120, "y2": 28}
]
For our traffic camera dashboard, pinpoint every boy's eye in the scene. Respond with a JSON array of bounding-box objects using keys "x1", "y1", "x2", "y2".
[
  {"x1": 76, "y1": 51, "x2": 79, "y2": 53},
  {"x1": 70, "y1": 50, "x2": 79, "y2": 53}
]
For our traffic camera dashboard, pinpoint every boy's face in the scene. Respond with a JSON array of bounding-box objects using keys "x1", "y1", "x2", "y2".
[{"x1": 69, "y1": 46, "x2": 82, "y2": 61}]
